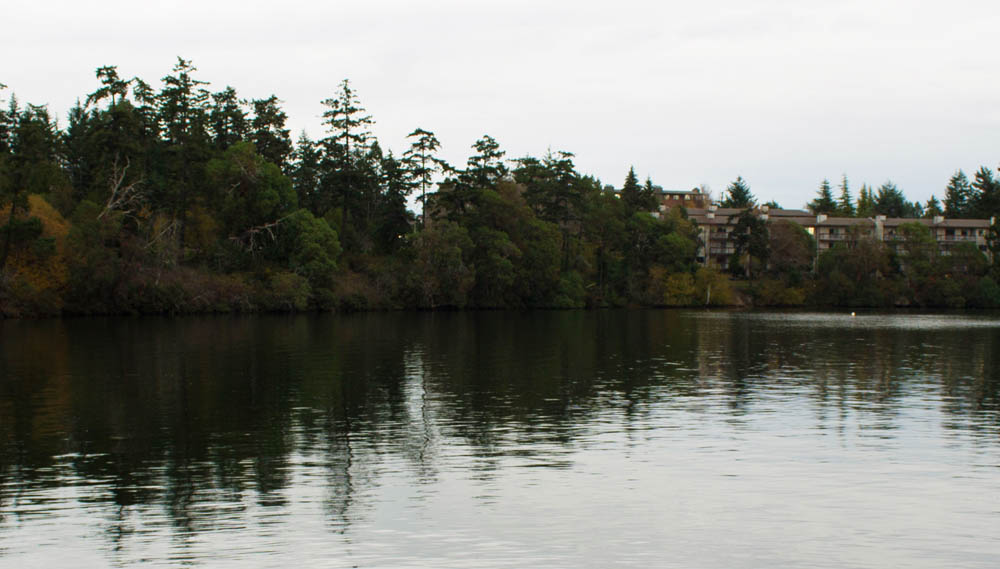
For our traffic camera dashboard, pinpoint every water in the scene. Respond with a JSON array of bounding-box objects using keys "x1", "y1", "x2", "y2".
[{"x1": 1, "y1": 310, "x2": 999, "y2": 568}]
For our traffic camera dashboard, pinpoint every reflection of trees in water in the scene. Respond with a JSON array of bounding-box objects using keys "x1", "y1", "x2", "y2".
[
  {"x1": 692, "y1": 313, "x2": 1000, "y2": 433},
  {"x1": 2, "y1": 311, "x2": 999, "y2": 561}
]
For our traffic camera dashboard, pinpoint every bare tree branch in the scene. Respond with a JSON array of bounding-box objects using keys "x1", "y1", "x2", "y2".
[{"x1": 99, "y1": 155, "x2": 145, "y2": 220}]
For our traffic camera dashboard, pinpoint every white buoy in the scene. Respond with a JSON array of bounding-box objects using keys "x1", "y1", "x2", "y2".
[{"x1": 851, "y1": 312, "x2": 856, "y2": 317}]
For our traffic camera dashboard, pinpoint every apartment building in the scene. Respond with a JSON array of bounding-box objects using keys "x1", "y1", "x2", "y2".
[
  {"x1": 654, "y1": 187, "x2": 711, "y2": 210},
  {"x1": 680, "y1": 205, "x2": 994, "y2": 268}
]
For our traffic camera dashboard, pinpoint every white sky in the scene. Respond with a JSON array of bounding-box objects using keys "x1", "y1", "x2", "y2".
[{"x1": 4, "y1": 0, "x2": 999, "y2": 209}]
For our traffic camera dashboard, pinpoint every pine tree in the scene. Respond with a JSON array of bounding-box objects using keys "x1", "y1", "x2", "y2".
[
  {"x1": 402, "y1": 127, "x2": 449, "y2": 227},
  {"x1": 1, "y1": 104, "x2": 64, "y2": 272},
  {"x1": 249, "y1": 95, "x2": 292, "y2": 170},
  {"x1": 437, "y1": 135, "x2": 506, "y2": 220},
  {"x1": 156, "y1": 58, "x2": 211, "y2": 248},
  {"x1": 319, "y1": 79, "x2": 377, "y2": 241},
  {"x1": 462, "y1": 134, "x2": 507, "y2": 188},
  {"x1": 290, "y1": 132, "x2": 323, "y2": 216},
  {"x1": 84, "y1": 66, "x2": 132, "y2": 109},
  {"x1": 943, "y1": 170, "x2": 972, "y2": 218},
  {"x1": 158, "y1": 57, "x2": 209, "y2": 144},
  {"x1": 856, "y1": 184, "x2": 875, "y2": 217},
  {"x1": 641, "y1": 177, "x2": 659, "y2": 212},
  {"x1": 808, "y1": 178, "x2": 836, "y2": 214},
  {"x1": 874, "y1": 181, "x2": 907, "y2": 217},
  {"x1": 721, "y1": 176, "x2": 755, "y2": 209},
  {"x1": 620, "y1": 167, "x2": 642, "y2": 212},
  {"x1": 924, "y1": 196, "x2": 943, "y2": 217},
  {"x1": 970, "y1": 166, "x2": 1000, "y2": 219},
  {"x1": 837, "y1": 175, "x2": 855, "y2": 216},
  {"x1": 320, "y1": 79, "x2": 373, "y2": 161},
  {"x1": 208, "y1": 86, "x2": 247, "y2": 151}
]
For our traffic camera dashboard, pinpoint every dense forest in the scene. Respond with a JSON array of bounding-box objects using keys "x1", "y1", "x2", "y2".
[{"x1": 1, "y1": 60, "x2": 999, "y2": 316}]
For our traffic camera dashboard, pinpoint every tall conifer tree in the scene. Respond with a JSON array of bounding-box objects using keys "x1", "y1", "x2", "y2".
[
  {"x1": 837, "y1": 175, "x2": 855, "y2": 216},
  {"x1": 721, "y1": 176, "x2": 755, "y2": 209}
]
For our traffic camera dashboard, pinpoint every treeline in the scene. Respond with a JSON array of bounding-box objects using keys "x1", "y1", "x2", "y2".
[
  {"x1": 0, "y1": 59, "x2": 723, "y2": 316},
  {"x1": 799, "y1": 172, "x2": 1000, "y2": 220},
  {"x1": 715, "y1": 179, "x2": 1000, "y2": 308},
  {"x1": 1, "y1": 60, "x2": 998, "y2": 316}
]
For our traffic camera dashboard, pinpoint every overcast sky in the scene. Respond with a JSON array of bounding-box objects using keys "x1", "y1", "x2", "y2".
[{"x1": 4, "y1": 0, "x2": 1000, "y2": 209}]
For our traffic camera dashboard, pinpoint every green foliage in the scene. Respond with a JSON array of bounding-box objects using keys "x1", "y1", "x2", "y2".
[
  {"x1": 753, "y1": 278, "x2": 806, "y2": 306},
  {"x1": 206, "y1": 142, "x2": 296, "y2": 244},
  {"x1": 403, "y1": 128, "x2": 448, "y2": 226},
  {"x1": 944, "y1": 170, "x2": 972, "y2": 218},
  {"x1": 970, "y1": 166, "x2": 1000, "y2": 219},
  {"x1": 209, "y1": 86, "x2": 248, "y2": 151},
  {"x1": 856, "y1": 184, "x2": 875, "y2": 218},
  {"x1": 694, "y1": 267, "x2": 734, "y2": 306},
  {"x1": 972, "y1": 276, "x2": 1000, "y2": 308},
  {"x1": 808, "y1": 179, "x2": 836, "y2": 215},
  {"x1": 662, "y1": 272, "x2": 696, "y2": 306},
  {"x1": 6, "y1": 62, "x2": 999, "y2": 315},
  {"x1": 924, "y1": 195, "x2": 943, "y2": 217},
  {"x1": 814, "y1": 239, "x2": 894, "y2": 307},
  {"x1": 619, "y1": 167, "x2": 657, "y2": 213},
  {"x1": 469, "y1": 225, "x2": 520, "y2": 308},
  {"x1": 403, "y1": 220, "x2": 474, "y2": 308},
  {"x1": 250, "y1": 95, "x2": 293, "y2": 169},
  {"x1": 553, "y1": 271, "x2": 587, "y2": 308},
  {"x1": 265, "y1": 271, "x2": 311, "y2": 311},
  {"x1": 721, "y1": 176, "x2": 755, "y2": 208},
  {"x1": 768, "y1": 220, "x2": 813, "y2": 285},
  {"x1": 874, "y1": 181, "x2": 922, "y2": 218},
  {"x1": 279, "y1": 209, "x2": 340, "y2": 294},
  {"x1": 727, "y1": 208, "x2": 769, "y2": 278},
  {"x1": 837, "y1": 175, "x2": 855, "y2": 217}
]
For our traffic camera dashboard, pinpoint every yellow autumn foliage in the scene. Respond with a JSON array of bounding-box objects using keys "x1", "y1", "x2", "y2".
[{"x1": 1, "y1": 194, "x2": 70, "y2": 313}]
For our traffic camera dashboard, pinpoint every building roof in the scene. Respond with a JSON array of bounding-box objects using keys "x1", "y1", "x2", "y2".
[
  {"x1": 681, "y1": 207, "x2": 994, "y2": 231},
  {"x1": 880, "y1": 217, "x2": 991, "y2": 229},
  {"x1": 657, "y1": 188, "x2": 704, "y2": 196}
]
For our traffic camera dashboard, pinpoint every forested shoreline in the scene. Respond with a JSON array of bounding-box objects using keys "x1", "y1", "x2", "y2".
[{"x1": 2, "y1": 60, "x2": 999, "y2": 317}]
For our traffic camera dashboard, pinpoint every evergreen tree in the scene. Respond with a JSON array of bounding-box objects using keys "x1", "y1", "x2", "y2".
[
  {"x1": 437, "y1": 134, "x2": 506, "y2": 220},
  {"x1": 208, "y1": 86, "x2": 248, "y2": 151},
  {"x1": 837, "y1": 175, "x2": 855, "y2": 216},
  {"x1": 857, "y1": 183, "x2": 875, "y2": 217},
  {"x1": 373, "y1": 150, "x2": 414, "y2": 252},
  {"x1": 881, "y1": 182, "x2": 922, "y2": 218},
  {"x1": 249, "y1": 95, "x2": 292, "y2": 170},
  {"x1": 156, "y1": 58, "x2": 212, "y2": 251},
  {"x1": 462, "y1": 134, "x2": 507, "y2": 188},
  {"x1": 619, "y1": 167, "x2": 643, "y2": 212},
  {"x1": 320, "y1": 79, "x2": 373, "y2": 160},
  {"x1": 970, "y1": 166, "x2": 1000, "y2": 219},
  {"x1": 943, "y1": 170, "x2": 972, "y2": 218},
  {"x1": 1, "y1": 103, "x2": 64, "y2": 272},
  {"x1": 924, "y1": 195, "x2": 943, "y2": 218},
  {"x1": 402, "y1": 127, "x2": 449, "y2": 227},
  {"x1": 84, "y1": 66, "x2": 132, "y2": 109},
  {"x1": 0, "y1": 85, "x2": 12, "y2": 155},
  {"x1": 130, "y1": 77, "x2": 159, "y2": 138},
  {"x1": 721, "y1": 176, "x2": 755, "y2": 208},
  {"x1": 319, "y1": 79, "x2": 377, "y2": 245},
  {"x1": 514, "y1": 150, "x2": 587, "y2": 270},
  {"x1": 727, "y1": 208, "x2": 768, "y2": 279},
  {"x1": 158, "y1": 57, "x2": 209, "y2": 144},
  {"x1": 808, "y1": 178, "x2": 836, "y2": 214},
  {"x1": 290, "y1": 132, "x2": 323, "y2": 216},
  {"x1": 641, "y1": 177, "x2": 660, "y2": 212}
]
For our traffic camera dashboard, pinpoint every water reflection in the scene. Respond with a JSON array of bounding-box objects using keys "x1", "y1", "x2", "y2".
[{"x1": 1, "y1": 311, "x2": 999, "y2": 567}]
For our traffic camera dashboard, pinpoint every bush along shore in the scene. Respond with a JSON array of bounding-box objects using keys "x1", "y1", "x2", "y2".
[{"x1": 2, "y1": 61, "x2": 999, "y2": 317}]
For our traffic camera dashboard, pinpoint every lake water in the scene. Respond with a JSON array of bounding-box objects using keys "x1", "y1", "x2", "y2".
[{"x1": 1, "y1": 310, "x2": 999, "y2": 568}]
